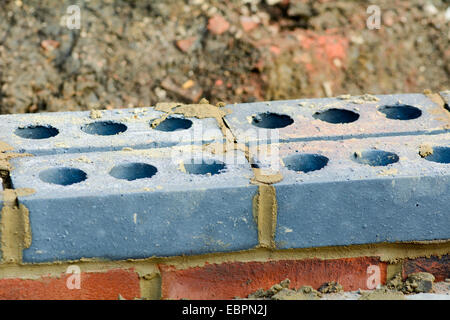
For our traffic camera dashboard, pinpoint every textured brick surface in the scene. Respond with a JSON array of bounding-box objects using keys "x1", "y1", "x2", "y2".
[
  {"x1": 403, "y1": 254, "x2": 450, "y2": 282},
  {"x1": 1, "y1": 93, "x2": 449, "y2": 267},
  {"x1": 224, "y1": 94, "x2": 448, "y2": 145},
  {"x1": 10, "y1": 150, "x2": 258, "y2": 262},
  {"x1": 160, "y1": 257, "x2": 387, "y2": 300},
  {"x1": 0, "y1": 107, "x2": 222, "y2": 156},
  {"x1": 250, "y1": 134, "x2": 450, "y2": 249},
  {"x1": 0, "y1": 269, "x2": 140, "y2": 300}
]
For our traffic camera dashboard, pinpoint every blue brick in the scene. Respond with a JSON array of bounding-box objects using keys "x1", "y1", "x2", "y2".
[
  {"x1": 249, "y1": 134, "x2": 450, "y2": 249},
  {"x1": 10, "y1": 150, "x2": 258, "y2": 262},
  {"x1": 224, "y1": 94, "x2": 449, "y2": 145},
  {"x1": 0, "y1": 107, "x2": 223, "y2": 156}
]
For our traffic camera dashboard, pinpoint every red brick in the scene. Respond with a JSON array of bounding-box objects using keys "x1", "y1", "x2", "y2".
[
  {"x1": 402, "y1": 255, "x2": 450, "y2": 282},
  {"x1": 160, "y1": 257, "x2": 387, "y2": 300},
  {"x1": 40, "y1": 39, "x2": 60, "y2": 51},
  {"x1": 297, "y1": 30, "x2": 348, "y2": 69},
  {"x1": 207, "y1": 15, "x2": 230, "y2": 35},
  {"x1": 0, "y1": 268, "x2": 140, "y2": 300}
]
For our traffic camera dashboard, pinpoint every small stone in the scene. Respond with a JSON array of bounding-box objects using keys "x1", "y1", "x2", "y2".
[
  {"x1": 269, "y1": 283, "x2": 283, "y2": 294},
  {"x1": 240, "y1": 16, "x2": 259, "y2": 32},
  {"x1": 318, "y1": 281, "x2": 343, "y2": 294},
  {"x1": 40, "y1": 39, "x2": 60, "y2": 51},
  {"x1": 280, "y1": 279, "x2": 290, "y2": 289},
  {"x1": 424, "y1": 3, "x2": 438, "y2": 16},
  {"x1": 175, "y1": 37, "x2": 197, "y2": 53},
  {"x1": 287, "y1": 2, "x2": 313, "y2": 17},
  {"x1": 266, "y1": 0, "x2": 282, "y2": 5},
  {"x1": 89, "y1": 109, "x2": 103, "y2": 119},
  {"x1": 207, "y1": 15, "x2": 230, "y2": 35},
  {"x1": 405, "y1": 272, "x2": 435, "y2": 293}
]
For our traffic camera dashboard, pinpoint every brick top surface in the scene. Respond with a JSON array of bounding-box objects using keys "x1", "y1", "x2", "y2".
[
  {"x1": 251, "y1": 133, "x2": 450, "y2": 185},
  {"x1": 10, "y1": 150, "x2": 253, "y2": 200},
  {"x1": 224, "y1": 94, "x2": 448, "y2": 144},
  {"x1": 0, "y1": 107, "x2": 222, "y2": 155}
]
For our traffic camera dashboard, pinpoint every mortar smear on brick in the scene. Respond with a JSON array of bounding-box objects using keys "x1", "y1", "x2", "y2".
[
  {"x1": 425, "y1": 91, "x2": 450, "y2": 128},
  {"x1": 0, "y1": 140, "x2": 35, "y2": 264}
]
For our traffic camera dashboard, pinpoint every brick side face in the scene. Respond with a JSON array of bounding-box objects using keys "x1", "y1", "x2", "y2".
[
  {"x1": 160, "y1": 257, "x2": 387, "y2": 300},
  {"x1": 0, "y1": 268, "x2": 140, "y2": 300},
  {"x1": 403, "y1": 254, "x2": 450, "y2": 282}
]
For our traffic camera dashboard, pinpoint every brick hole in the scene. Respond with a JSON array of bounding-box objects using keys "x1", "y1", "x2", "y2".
[
  {"x1": 421, "y1": 146, "x2": 450, "y2": 164},
  {"x1": 183, "y1": 159, "x2": 226, "y2": 176},
  {"x1": 109, "y1": 163, "x2": 158, "y2": 181},
  {"x1": 14, "y1": 125, "x2": 59, "y2": 139},
  {"x1": 252, "y1": 112, "x2": 294, "y2": 129},
  {"x1": 352, "y1": 150, "x2": 399, "y2": 166},
  {"x1": 81, "y1": 121, "x2": 127, "y2": 136},
  {"x1": 152, "y1": 117, "x2": 193, "y2": 132},
  {"x1": 379, "y1": 105, "x2": 422, "y2": 120},
  {"x1": 283, "y1": 153, "x2": 329, "y2": 173},
  {"x1": 39, "y1": 167, "x2": 87, "y2": 186},
  {"x1": 313, "y1": 108, "x2": 360, "y2": 124}
]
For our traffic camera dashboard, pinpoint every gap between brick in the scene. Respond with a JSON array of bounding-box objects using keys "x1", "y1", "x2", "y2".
[{"x1": 150, "y1": 99, "x2": 282, "y2": 249}]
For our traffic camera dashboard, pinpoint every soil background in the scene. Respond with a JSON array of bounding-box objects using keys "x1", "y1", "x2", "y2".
[{"x1": 0, "y1": 0, "x2": 449, "y2": 115}]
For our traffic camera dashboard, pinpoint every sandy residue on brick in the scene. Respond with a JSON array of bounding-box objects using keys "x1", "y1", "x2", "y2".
[
  {"x1": 419, "y1": 144, "x2": 433, "y2": 158},
  {"x1": 89, "y1": 109, "x2": 103, "y2": 119},
  {"x1": 252, "y1": 184, "x2": 277, "y2": 248},
  {"x1": 424, "y1": 91, "x2": 450, "y2": 128},
  {"x1": 1, "y1": 189, "x2": 35, "y2": 263}
]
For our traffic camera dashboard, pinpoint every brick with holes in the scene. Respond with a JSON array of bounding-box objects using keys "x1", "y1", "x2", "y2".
[
  {"x1": 9, "y1": 150, "x2": 258, "y2": 262},
  {"x1": 223, "y1": 94, "x2": 449, "y2": 145},
  {"x1": 0, "y1": 107, "x2": 222, "y2": 156},
  {"x1": 250, "y1": 133, "x2": 450, "y2": 249}
]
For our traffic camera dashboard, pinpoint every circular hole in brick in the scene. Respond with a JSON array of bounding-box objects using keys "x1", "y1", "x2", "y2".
[
  {"x1": 183, "y1": 159, "x2": 226, "y2": 176},
  {"x1": 313, "y1": 108, "x2": 360, "y2": 124},
  {"x1": 39, "y1": 167, "x2": 87, "y2": 186},
  {"x1": 352, "y1": 150, "x2": 399, "y2": 166},
  {"x1": 109, "y1": 163, "x2": 158, "y2": 181},
  {"x1": 421, "y1": 146, "x2": 450, "y2": 164},
  {"x1": 283, "y1": 153, "x2": 329, "y2": 173},
  {"x1": 81, "y1": 121, "x2": 127, "y2": 136},
  {"x1": 153, "y1": 117, "x2": 193, "y2": 132},
  {"x1": 379, "y1": 105, "x2": 422, "y2": 120},
  {"x1": 14, "y1": 125, "x2": 59, "y2": 139},
  {"x1": 252, "y1": 112, "x2": 294, "y2": 129}
]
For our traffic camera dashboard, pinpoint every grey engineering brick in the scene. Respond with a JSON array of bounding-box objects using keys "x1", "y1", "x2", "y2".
[
  {"x1": 224, "y1": 93, "x2": 449, "y2": 145},
  {"x1": 249, "y1": 133, "x2": 450, "y2": 249},
  {"x1": 9, "y1": 150, "x2": 258, "y2": 262},
  {"x1": 0, "y1": 107, "x2": 223, "y2": 156}
]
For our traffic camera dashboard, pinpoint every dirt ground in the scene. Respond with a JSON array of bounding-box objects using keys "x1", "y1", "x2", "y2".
[{"x1": 0, "y1": 0, "x2": 449, "y2": 115}]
